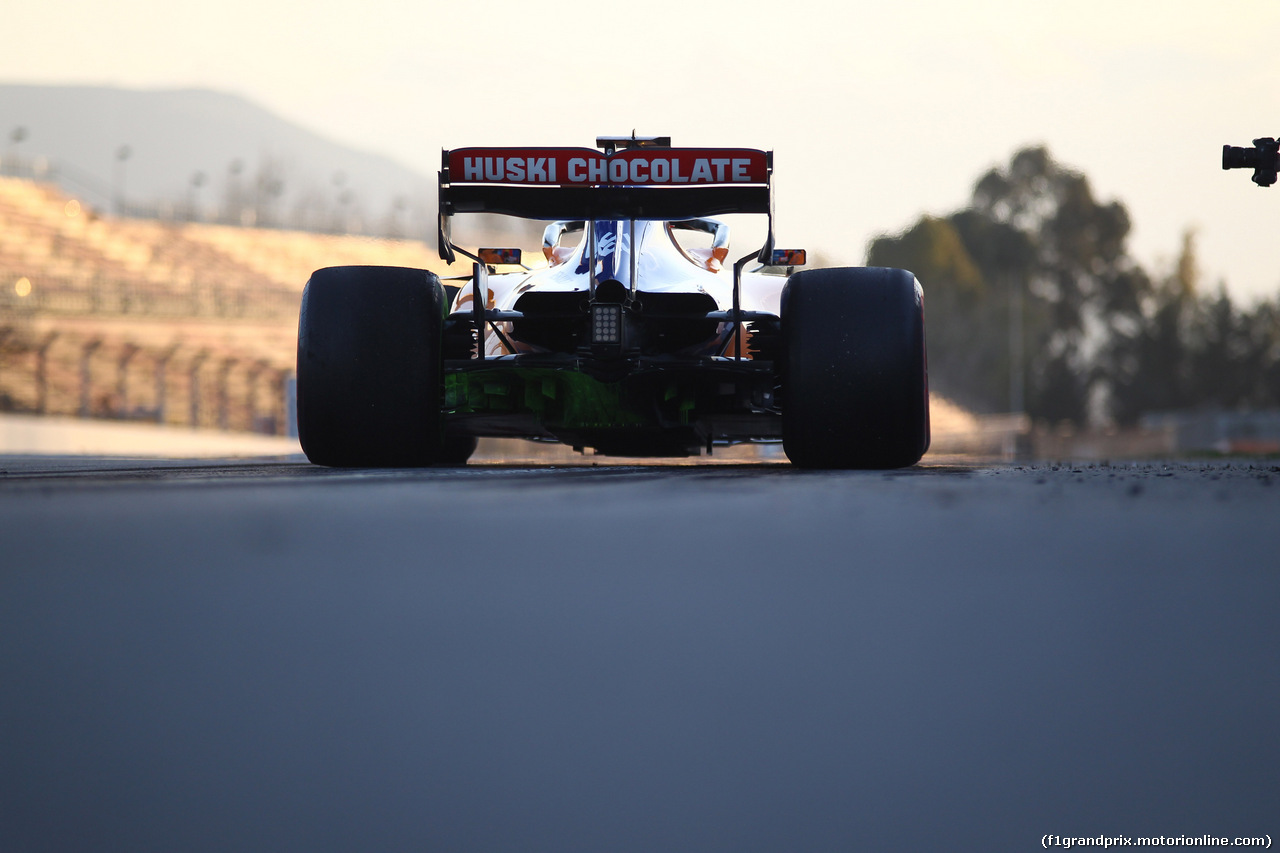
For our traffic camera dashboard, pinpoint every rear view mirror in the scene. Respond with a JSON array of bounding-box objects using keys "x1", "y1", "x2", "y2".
[
  {"x1": 769, "y1": 249, "x2": 806, "y2": 267},
  {"x1": 478, "y1": 247, "x2": 522, "y2": 265}
]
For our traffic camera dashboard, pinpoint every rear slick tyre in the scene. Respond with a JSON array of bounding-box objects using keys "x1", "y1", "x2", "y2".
[
  {"x1": 781, "y1": 266, "x2": 930, "y2": 469},
  {"x1": 297, "y1": 265, "x2": 448, "y2": 467}
]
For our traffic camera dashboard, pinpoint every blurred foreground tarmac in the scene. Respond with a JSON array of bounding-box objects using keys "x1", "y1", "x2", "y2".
[{"x1": 1, "y1": 453, "x2": 1277, "y2": 851}]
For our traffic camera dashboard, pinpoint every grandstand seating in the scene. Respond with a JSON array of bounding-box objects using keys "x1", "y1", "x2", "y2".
[{"x1": 0, "y1": 176, "x2": 451, "y2": 433}]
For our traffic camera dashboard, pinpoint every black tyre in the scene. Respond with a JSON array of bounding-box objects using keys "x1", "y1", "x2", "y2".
[
  {"x1": 297, "y1": 265, "x2": 452, "y2": 466},
  {"x1": 781, "y1": 266, "x2": 930, "y2": 469}
]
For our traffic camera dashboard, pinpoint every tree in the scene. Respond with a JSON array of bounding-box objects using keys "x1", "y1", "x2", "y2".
[
  {"x1": 1108, "y1": 229, "x2": 1280, "y2": 422},
  {"x1": 1107, "y1": 230, "x2": 1199, "y2": 424},
  {"x1": 869, "y1": 146, "x2": 1150, "y2": 424}
]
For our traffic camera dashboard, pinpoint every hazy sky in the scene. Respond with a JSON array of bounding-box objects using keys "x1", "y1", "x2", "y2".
[{"x1": 7, "y1": 0, "x2": 1280, "y2": 300}]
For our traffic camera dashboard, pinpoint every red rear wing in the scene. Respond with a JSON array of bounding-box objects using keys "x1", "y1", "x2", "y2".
[
  {"x1": 438, "y1": 145, "x2": 773, "y2": 263},
  {"x1": 440, "y1": 146, "x2": 768, "y2": 229},
  {"x1": 446, "y1": 147, "x2": 769, "y2": 187}
]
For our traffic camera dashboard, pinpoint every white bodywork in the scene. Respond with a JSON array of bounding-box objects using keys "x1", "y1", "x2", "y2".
[{"x1": 452, "y1": 218, "x2": 784, "y2": 357}]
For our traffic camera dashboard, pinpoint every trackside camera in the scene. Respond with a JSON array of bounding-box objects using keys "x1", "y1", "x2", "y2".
[{"x1": 1222, "y1": 137, "x2": 1279, "y2": 187}]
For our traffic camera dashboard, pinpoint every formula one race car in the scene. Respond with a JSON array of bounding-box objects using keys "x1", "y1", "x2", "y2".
[{"x1": 296, "y1": 136, "x2": 929, "y2": 468}]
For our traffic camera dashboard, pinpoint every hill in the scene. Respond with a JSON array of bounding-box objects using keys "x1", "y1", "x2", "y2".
[{"x1": 0, "y1": 84, "x2": 436, "y2": 236}]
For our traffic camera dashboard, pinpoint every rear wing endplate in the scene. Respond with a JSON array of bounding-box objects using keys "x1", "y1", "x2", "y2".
[{"x1": 438, "y1": 146, "x2": 773, "y2": 264}]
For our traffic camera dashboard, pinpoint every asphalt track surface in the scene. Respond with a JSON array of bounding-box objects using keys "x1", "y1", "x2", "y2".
[{"x1": 2, "y1": 456, "x2": 1277, "y2": 852}]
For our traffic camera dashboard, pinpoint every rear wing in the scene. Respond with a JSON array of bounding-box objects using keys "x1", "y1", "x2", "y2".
[{"x1": 437, "y1": 145, "x2": 773, "y2": 264}]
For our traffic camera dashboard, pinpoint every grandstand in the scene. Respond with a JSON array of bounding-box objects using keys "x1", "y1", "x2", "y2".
[{"x1": 0, "y1": 175, "x2": 451, "y2": 433}]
